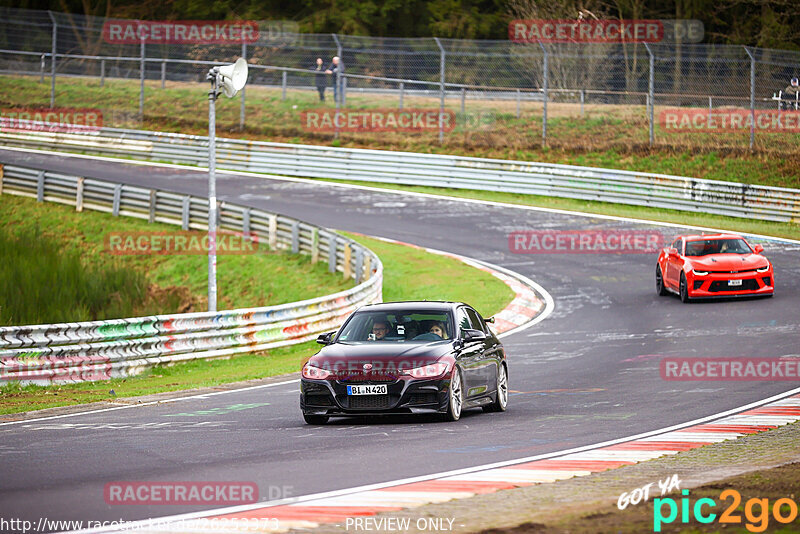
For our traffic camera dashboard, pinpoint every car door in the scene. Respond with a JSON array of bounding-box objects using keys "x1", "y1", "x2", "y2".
[
  {"x1": 665, "y1": 238, "x2": 684, "y2": 288},
  {"x1": 455, "y1": 307, "x2": 483, "y2": 399},
  {"x1": 465, "y1": 307, "x2": 497, "y2": 397}
]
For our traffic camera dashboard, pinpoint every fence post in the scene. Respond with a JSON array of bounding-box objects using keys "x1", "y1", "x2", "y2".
[
  {"x1": 139, "y1": 36, "x2": 145, "y2": 121},
  {"x1": 399, "y1": 82, "x2": 404, "y2": 109},
  {"x1": 148, "y1": 190, "x2": 156, "y2": 223},
  {"x1": 242, "y1": 207, "x2": 251, "y2": 240},
  {"x1": 461, "y1": 87, "x2": 465, "y2": 113},
  {"x1": 268, "y1": 214, "x2": 277, "y2": 250},
  {"x1": 281, "y1": 70, "x2": 287, "y2": 101},
  {"x1": 290, "y1": 221, "x2": 299, "y2": 253},
  {"x1": 539, "y1": 43, "x2": 548, "y2": 147},
  {"x1": 75, "y1": 177, "x2": 84, "y2": 212},
  {"x1": 343, "y1": 243, "x2": 352, "y2": 280},
  {"x1": 342, "y1": 76, "x2": 347, "y2": 106},
  {"x1": 40, "y1": 54, "x2": 45, "y2": 83},
  {"x1": 434, "y1": 37, "x2": 445, "y2": 143},
  {"x1": 744, "y1": 46, "x2": 755, "y2": 150},
  {"x1": 0, "y1": 164, "x2": 4, "y2": 195},
  {"x1": 37, "y1": 171, "x2": 45, "y2": 202},
  {"x1": 328, "y1": 235, "x2": 337, "y2": 273},
  {"x1": 355, "y1": 248, "x2": 363, "y2": 284},
  {"x1": 645, "y1": 43, "x2": 654, "y2": 147},
  {"x1": 47, "y1": 11, "x2": 57, "y2": 108},
  {"x1": 161, "y1": 61, "x2": 166, "y2": 89},
  {"x1": 181, "y1": 196, "x2": 190, "y2": 230},
  {"x1": 112, "y1": 184, "x2": 122, "y2": 216},
  {"x1": 516, "y1": 89, "x2": 521, "y2": 118},
  {"x1": 240, "y1": 42, "x2": 246, "y2": 131},
  {"x1": 100, "y1": 59, "x2": 105, "y2": 87},
  {"x1": 311, "y1": 227, "x2": 319, "y2": 263}
]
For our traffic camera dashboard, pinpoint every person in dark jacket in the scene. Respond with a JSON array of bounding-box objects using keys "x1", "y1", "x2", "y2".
[
  {"x1": 312, "y1": 58, "x2": 326, "y2": 101},
  {"x1": 325, "y1": 56, "x2": 344, "y2": 104}
]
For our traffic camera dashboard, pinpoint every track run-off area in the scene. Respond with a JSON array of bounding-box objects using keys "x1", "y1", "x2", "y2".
[{"x1": 1, "y1": 146, "x2": 799, "y2": 532}]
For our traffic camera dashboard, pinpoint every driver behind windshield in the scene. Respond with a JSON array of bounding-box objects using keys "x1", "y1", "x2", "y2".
[{"x1": 370, "y1": 319, "x2": 391, "y2": 341}]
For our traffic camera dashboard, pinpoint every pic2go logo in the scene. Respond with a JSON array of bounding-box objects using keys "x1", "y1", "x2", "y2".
[{"x1": 654, "y1": 489, "x2": 799, "y2": 533}]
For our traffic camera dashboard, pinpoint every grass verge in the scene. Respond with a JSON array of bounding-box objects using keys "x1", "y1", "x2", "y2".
[
  {"x1": 0, "y1": 233, "x2": 514, "y2": 415},
  {"x1": 0, "y1": 193, "x2": 353, "y2": 324}
]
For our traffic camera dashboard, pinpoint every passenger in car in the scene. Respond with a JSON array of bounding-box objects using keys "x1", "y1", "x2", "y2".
[{"x1": 428, "y1": 321, "x2": 448, "y2": 339}]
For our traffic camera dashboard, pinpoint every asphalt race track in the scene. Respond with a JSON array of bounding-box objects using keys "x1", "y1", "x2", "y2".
[{"x1": 1, "y1": 147, "x2": 799, "y2": 531}]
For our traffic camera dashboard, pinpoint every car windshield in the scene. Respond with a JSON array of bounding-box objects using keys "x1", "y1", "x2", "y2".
[
  {"x1": 335, "y1": 309, "x2": 453, "y2": 343},
  {"x1": 684, "y1": 238, "x2": 752, "y2": 256}
]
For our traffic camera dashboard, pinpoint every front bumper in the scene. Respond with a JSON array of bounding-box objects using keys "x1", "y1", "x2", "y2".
[
  {"x1": 687, "y1": 271, "x2": 774, "y2": 299},
  {"x1": 300, "y1": 376, "x2": 450, "y2": 416}
]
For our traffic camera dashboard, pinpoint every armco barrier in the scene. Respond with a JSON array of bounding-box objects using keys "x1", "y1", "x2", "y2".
[
  {"x1": 0, "y1": 163, "x2": 382, "y2": 385},
  {"x1": 1, "y1": 125, "x2": 800, "y2": 223}
]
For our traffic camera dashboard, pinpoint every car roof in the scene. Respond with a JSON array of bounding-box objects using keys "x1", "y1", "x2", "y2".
[
  {"x1": 679, "y1": 233, "x2": 744, "y2": 241},
  {"x1": 356, "y1": 301, "x2": 462, "y2": 313}
]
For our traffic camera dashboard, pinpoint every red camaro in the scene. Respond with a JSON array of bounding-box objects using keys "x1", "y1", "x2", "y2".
[{"x1": 656, "y1": 233, "x2": 774, "y2": 302}]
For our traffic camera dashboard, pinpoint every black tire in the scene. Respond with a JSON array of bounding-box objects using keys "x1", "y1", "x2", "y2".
[
  {"x1": 303, "y1": 414, "x2": 329, "y2": 425},
  {"x1": 656, "y1": 265, "x2": 669, "y2": 296},
  {"x1": 442, "y1": 367, "x2": 464, "y2": 422},
  {"x1": 680, "y1": 272, "x2": 691, "y2": 303},
  {"x1": 483, "y1": 363, "x2": 508, "y2": 413}
]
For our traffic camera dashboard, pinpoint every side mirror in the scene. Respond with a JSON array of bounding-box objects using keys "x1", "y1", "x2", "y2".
[
  {"x1": 485, "y1": 316, "x2": 495, "y2": 324},
  {"x1": 463, "y1": 329, "x2": 487, "y2": 342},
  {"x1": 316, "y1": 332, "x2": 335, "y2": 345},
  {"x1": 753, "y1": 244, "x2": 764, "y2": 254},
  {"x1": 668, "y1": 247, "x2": 679, "y2": 257}
]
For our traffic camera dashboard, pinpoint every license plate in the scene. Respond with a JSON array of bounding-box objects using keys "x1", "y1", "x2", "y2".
[
  {"x1": 347, "y1": 384, "x2": 387, "y2": 395},
  {"x1": 728, "y1": 279, "x2": 743, "y2": 286}
]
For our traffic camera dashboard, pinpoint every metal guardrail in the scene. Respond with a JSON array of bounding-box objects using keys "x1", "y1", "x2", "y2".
[
  {"x1": 0, "y1": 163, "x2": 383, "y2": 384},
  {"x1": 2, "y1": 125, "x2": 799, "y2": 223}
]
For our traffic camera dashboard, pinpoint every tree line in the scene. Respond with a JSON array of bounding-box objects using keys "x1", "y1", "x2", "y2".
[{"x1": 5, "y1": 0, "x2": 799, "y2": 50}]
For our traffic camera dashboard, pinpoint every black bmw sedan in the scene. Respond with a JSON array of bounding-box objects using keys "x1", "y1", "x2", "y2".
[{"x1": 300, "y1": 301, "x2": 508, "y2": 424}]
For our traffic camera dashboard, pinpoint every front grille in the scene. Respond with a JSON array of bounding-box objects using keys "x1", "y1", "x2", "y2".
[
  {"x1": 409, "y1": 392, "x2": 438, "y2": 405},
  {"x1": 348, "y1": 395, "x2": 391, "y2": 409},
  {"x1": 709, "y1": 279, "x2": 759, "y2": 292},
  {"x1": 336, "y1": 372, "x2": 397, "y2": 383},
  {"x1": 707, "y1": 268, "x2": 757, "y2": 274}
]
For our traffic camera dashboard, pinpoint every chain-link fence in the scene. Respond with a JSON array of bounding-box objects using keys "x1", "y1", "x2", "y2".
[{"x1": 1, "y1": 7, "x2": 799, "y2": 152}]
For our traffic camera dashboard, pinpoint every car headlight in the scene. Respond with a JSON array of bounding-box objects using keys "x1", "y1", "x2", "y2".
[
  {"x1": 756, "y1": 263, "x2": 770, "y2": 273},
  {"x1": 402, "y1": 362, "x2": 449, "y2": 379},
  {"x1": 302, "y1": 363, "x2": 331, "y2": 380},
  {"x1": 692, "y1": 270, "x2": 709, "y2": 276}
]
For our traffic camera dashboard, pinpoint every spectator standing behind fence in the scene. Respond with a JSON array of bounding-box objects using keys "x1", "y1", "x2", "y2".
[
  {"x1": 325, "y1": 56, "x2": 344, "y2": 104},
  {"x1": 312, "y1": 58, "x2": 326, "y2": 101},
  {"x1": 784, "y1": 77, "x2": 799, "y2": 98}
]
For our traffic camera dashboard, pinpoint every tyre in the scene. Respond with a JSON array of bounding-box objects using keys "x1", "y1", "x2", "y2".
[
  {"x1": 442, "y1": 367, "x2": 464, "y2": 422},
  {"x1": 656, "y1": 265, "x2": 669, "y2": 296},
  {"x1": 483, "y1": 363, "x2": 508, "y2": 413},
  {"x1": 680, "y1": 272, "x2": 691, "y2": 303},
  {"x1": 303, "y1": 414, "x2": 329, "y2": 425}
]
